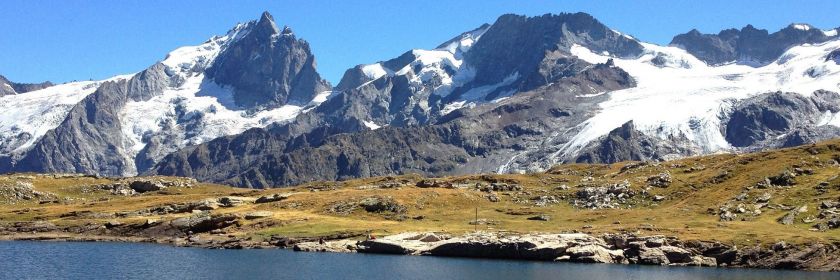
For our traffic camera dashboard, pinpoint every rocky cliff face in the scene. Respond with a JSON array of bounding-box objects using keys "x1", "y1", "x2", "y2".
[
  {"x1": 724, "y1": 90, "x2": 840, "y2": 149},
  {"x1": 0, "y1": 75, "x2": 53, "y2": 96},
  {"x1": 461, "y1": 13, "x2": 642, "y2": 97},
  {"x1": 206, "y1": 12, "x2": 330, "y2": 109},
  {"x1": 574, "y1": 121, "x2": 691, "y2": 163},
  {"x1": 671, "y1": 24, "x2": 838, "y2": 65}
]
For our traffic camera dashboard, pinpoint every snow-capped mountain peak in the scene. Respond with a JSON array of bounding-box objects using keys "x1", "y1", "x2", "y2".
[{"x1": 118, "y1": 13, "x2": 332, "y2": 174}]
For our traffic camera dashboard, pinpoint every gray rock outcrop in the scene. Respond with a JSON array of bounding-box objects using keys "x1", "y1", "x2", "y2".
[
  {"x1": 724, "y1": 91, "x2": 840, "y2": 149},
  {"x1": 0, "y1": 74, "x2": 53, "y2": 97},
  {"x1": 574, "y1": 121, "x2": 689, "y2": 163}
]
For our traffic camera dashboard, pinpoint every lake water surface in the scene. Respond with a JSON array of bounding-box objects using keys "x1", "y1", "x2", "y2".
[{"x1": 0, "y1": 241, "x2": 836, "y2": 280}]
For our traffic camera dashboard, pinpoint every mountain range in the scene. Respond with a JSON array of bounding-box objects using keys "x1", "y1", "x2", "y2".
[{"x1": 1, "y1": 11, "x2": 839, "y2": 188}]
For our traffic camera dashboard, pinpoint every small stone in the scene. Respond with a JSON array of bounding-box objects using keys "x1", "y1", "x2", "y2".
[
  {"x1": 755, "y1": 193, "x2": 772, "y2": 203},
  {"x1": 772, "y1": 241, "x2": 788, "y2": 251},
  {"x1": 255, "y1": 193, "x2": 290, "y2": 204},
  {"x1": 779, "y1": 211, "x2": 798, "y2": 225},
  {"x1": 105, "y1": 221, "x2": 122, "y2": 228},
  {"x1": 768, "y1": 171, "x2": 796, "y2": 186},
  {"x1": 218, "y1": 197, "x2": 249, "y2": 207},
  {"x1": 527, "y1": 215, "x2": 551, "y2": 221},
  {"x1": 645, "y1": 237, "x2": 665, "y2": 248},
  {"x1": 244, "y1": 211, "x2": 273, "y2": 220},
  {"x1": 647, "y1": 172, "x2": 672, "y2": 188},
  {"x1": 144, "y1": 219, "x2": 159, "y2": 226},
  {"x1": 487, "y1": 192, "x2": 501, "y2": 202},
  {"x1": 828, "y1": 218, "x2": 840, "y2": 229},
  {"x1": 690, "y1": 256, "x2": 717, "y2": 267},
  {"x1": 719, "y1": 211, "x2": 737, "y2": 221}
]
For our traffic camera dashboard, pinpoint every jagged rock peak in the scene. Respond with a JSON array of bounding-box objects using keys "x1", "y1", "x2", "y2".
[
  {"x1": 462, "y1": 12, "x2": 642, "y2": 91},
  {"x1": 256, "y1": 11, "x2": 280, "y2": 35},
  {"x1": 206, "y1": 11, "x2": 330, "y2": 109},
  {"x1": 281, "y1": 25, "x2": 294, "y2": 35}
]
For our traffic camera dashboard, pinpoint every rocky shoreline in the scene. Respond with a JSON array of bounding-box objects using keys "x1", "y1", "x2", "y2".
[
  {"x1": 293, "y1": 232, "x2": 840, "y2": 271},
  {"x1": 3, "y1": 221, "x2": 837, "y2": 272}
]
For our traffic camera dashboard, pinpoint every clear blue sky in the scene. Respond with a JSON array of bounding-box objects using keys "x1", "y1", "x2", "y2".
[{"x1": 2, "y1": 0, "x2": 839, "y2": 84}]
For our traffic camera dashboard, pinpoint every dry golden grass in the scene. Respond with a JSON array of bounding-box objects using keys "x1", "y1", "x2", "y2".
[{"x1": 2, "y1": 140, "x2": 840, "y2": 246}]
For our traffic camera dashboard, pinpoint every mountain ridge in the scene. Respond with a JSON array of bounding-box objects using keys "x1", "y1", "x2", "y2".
[{"x1": 1, "y1": 11, "x2": 840, "y2": 188}]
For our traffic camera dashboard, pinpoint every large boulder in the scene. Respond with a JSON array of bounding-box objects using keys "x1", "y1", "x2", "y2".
[
  {"x1": 255, "y1": 193, "x2": 291, "y2": 204},
  {"x1": 129, "y1": 180, "x2": 165, "y2": 193},
  {"x1": 427, "y1": 233, "x2": 601, "y2": 261},
  {"x1": 170, "y1": 213, "x2": 238, "y2": 233},
  {"x1": 359, "y1": 196, "x2": 407, "y2": 214},
  {"x1": 126, "y1": 177, "x2": 197, "y2": 193},
  {"x1": 564, "y1": 244, "x2": 625, "y2": 263},
  {"x1": 357, "y1": 240, "x2": 417, "y2": 255},
  {"x1": 660, "y1": 246, "x2": 694, "y2": 263},
  {"x1": 637, "y1": 247, "x2": 671, "y2": 265},
  {"x1": 218, "y1": 196, "x2": 253, "y2": 207},
  {"x1": 244, "y1": 211, "x2": 273, "y2": 220},
  {"x1": 647, "y1": 172, "x2": 672, "y2": 188}
]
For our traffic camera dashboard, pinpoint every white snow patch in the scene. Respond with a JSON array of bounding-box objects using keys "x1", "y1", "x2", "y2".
[
  {"x1": 361, "y1": 64, "x2": 391, "y2": 80},
  {"x1": 310, "y1": 90, "x2": 335, "y2": 104},
  {"x1": 824, "y1": 29, "x2": 839, "y2": 37},
  {"x1": 459, "y1": 72, "x2": 520, "y2": 101},
  {"x1": 440, "y1": 100, "x2": 468, "y2": 115},
  {"x1": 160, "y1": 23, "x2": 248, "y2": 81},
  {"x1": 437, "y1": 24, "x2": 491, "y2": 56},
  {"x1": 576, "y1": 92, "x2": 608, "y2": 98},
  {"x1": 363, "y1": 121, "x2": 382, "y2": 130},
  {"x1": 792, "y1": 24, "x2": 811, "y2": 31},
  {"x1": 612, "y1": 29, "x2": 635, "y2": 40},
  {"x1": 120, "y1": 73, "x2": 305, "y2": 155}
]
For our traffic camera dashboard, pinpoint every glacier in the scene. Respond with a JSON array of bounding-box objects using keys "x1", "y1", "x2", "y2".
[{"x1": 558, "y1": 39, "x2": 840, "y2": 159}]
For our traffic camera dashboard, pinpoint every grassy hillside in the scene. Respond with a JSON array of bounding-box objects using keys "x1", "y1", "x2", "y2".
[{"x1": 1, "y1": 140, "x2": 839, "y2": 247}]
